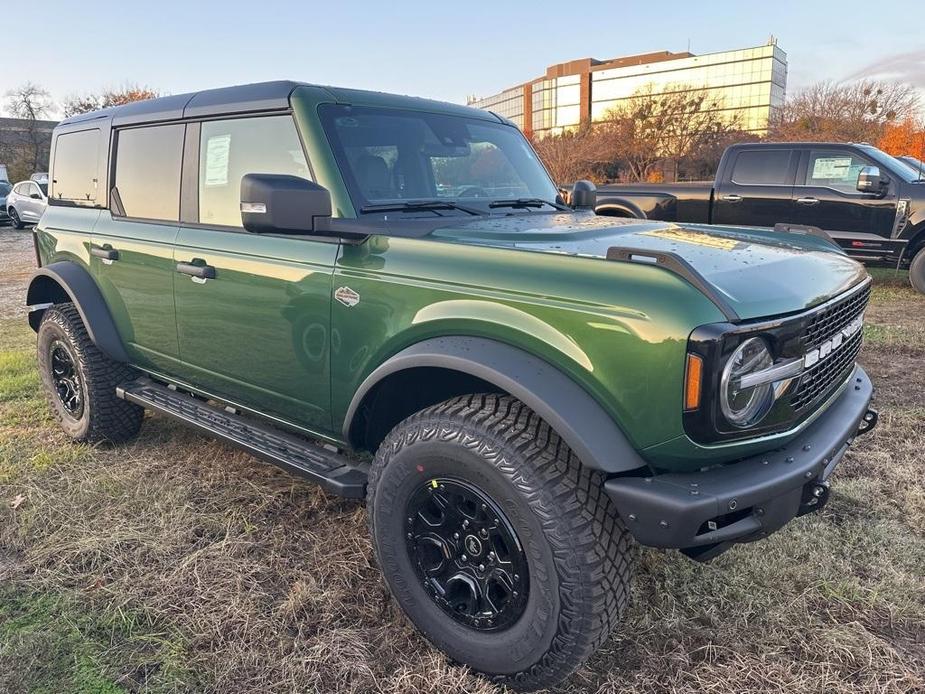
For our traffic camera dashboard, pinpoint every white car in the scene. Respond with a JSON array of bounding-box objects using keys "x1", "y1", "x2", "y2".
[{"x1": 6, "y1": 179, "x2": 48, "y2": 228}]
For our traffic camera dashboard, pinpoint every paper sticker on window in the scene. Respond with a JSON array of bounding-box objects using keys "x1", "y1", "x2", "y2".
[
  {"x1": 812, "y1": 157, "x2": 852, "y2": 180},
  {"x1": 204, "y1": 134, "x2": 231, "y2": 186}
]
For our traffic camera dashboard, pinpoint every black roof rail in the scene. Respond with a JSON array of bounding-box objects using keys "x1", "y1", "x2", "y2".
[{"x1": 605, "y1": 246, "x2": 740, "y2": 322}]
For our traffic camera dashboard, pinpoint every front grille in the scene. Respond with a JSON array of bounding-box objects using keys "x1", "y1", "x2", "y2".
[
  {"x1": 790, "y1": 281, "x2": 870, "y2": 413},
  {"x1": 803, "y1": 282, "x2": 871, "y2": 349}
]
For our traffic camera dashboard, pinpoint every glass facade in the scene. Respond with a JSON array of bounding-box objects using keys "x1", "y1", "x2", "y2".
[
  {"x1": 468, "y1": 86, "x2": 525, "y2": 129},
  {"x1": 468, "y1": 43, "x2": 787, "y2": 138},
  {"x1": 590, "y1": 45, "x2": 786, "y2": 133}
]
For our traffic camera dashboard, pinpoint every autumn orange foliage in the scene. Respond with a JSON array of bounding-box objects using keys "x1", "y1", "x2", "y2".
[{"x1": 878, "y1": 118, "x2": 925, "y2": 157}]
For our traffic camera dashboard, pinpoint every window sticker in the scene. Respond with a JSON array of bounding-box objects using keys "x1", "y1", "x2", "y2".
[
  {"x1": 204, "y1": 134, "x2": 231, "y2": 186},
  {"x1": 812, "y1": 157, "x2": 852, "y2": 180}
]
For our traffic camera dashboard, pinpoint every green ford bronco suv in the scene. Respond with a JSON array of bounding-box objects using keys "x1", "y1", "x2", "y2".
[{"x1": 27, "y1": 81, "x2": 878, "y2": 690}]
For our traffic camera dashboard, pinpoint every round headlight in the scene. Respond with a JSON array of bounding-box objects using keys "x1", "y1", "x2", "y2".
[{"x1": 720, "y1": 337, "x2": 774, "y2": 428}]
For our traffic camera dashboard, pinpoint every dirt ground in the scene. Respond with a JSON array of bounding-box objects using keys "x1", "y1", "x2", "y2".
[{"x1": 0, "y1": 227, "x2": 923, "y2": 693}]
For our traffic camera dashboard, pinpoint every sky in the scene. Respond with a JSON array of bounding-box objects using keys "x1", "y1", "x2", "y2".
[{"x1": 3, "y1": 0, "x2": 924, "y2": 119}]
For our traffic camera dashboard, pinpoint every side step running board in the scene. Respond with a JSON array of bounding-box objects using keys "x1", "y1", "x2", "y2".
[{"x1": 116, "y1": 378, "x2": 368, "y2": 498}]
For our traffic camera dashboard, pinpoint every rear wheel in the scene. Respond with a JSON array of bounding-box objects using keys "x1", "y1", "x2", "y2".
[
  {"x1": 37, "y1": 303, "x2": 144, "y2": 443},
  {"x1": 368, "y1": 394, "x2": 632, "y2": 690},
  {"x1": 909, "y1": 249, "x2": 925, "y2": 295},
  {"x1": 9, "y1": 207, "x2": 25, "y2": 229}
]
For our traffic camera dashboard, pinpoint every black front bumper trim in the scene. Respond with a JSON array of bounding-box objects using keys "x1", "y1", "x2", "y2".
[{"x1": 606, "y1": 365, "x2": 874, "y2": 558}]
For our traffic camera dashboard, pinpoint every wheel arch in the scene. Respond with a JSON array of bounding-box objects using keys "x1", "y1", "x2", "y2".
[
  {"x1": 595, "y1": 200, "x2": 646, "y2": 219},
  {"x1": 26, "y1": 261, "x2": 129, "y2": 362},
  {"x1": 343, "y1": 336, "x2": 647, "y2": 474}
]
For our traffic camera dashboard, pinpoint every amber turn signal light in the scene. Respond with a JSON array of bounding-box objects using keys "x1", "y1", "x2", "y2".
[{"x1": 684, "y1": 354, "x2": 703, "y2": 411}]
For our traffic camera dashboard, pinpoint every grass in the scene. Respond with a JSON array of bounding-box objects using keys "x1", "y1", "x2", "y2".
[{"x1": 1, "y1": 270, "x2": 924, "y2": 693}]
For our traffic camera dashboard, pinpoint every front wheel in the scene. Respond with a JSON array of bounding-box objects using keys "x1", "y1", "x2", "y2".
[
  {"x1": 909, "y1": 249, "x2": 925, "y2": 295},
  {"x1": 8, "y1": 207, "x2": 25, "y2": 229},
  {"x1": 368, "y1": 394, "x2": 632, "y2": 690}
]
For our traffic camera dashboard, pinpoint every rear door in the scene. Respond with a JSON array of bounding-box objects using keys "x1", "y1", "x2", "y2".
[
  {"x1": 172, "y1": 115, "x2": 337, "y2": 432},
  {"x1": 789, "y1": 147, "x2": 896, "y2": 248},
  {"x1": 712, "y1": 147, "x2": 798, "y2": 227},
  {"x1": 19, "y1": 182, "x2": 44, "y2": 222},
  {"x1": 91, "y1": 123, "x2": 183, "y2": 373}
]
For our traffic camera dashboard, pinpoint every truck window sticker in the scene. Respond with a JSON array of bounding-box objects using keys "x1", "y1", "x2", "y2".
[
  {"x1": 204, "y1": 134, "x2": 231, "y2": 187},
  {"x1": 811, "y1": 157, "x2": 852, "y2": 181}
]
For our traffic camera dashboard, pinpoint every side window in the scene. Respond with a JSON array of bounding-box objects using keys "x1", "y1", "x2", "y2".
[
  {"x1": 51, "y1": 129, "x2": 100, "y2": 203},
  {"x1": 199, "y1": 116, "x2": 309, "y2": 227},
  {"x1": 114, "y1": 124, "x2": 184, "y2": 221},
  {"x1": 14, "y1": 183, "x2": 27, "y2": 195},
  {"x1": 804, "y1": 150, "x2": 869, "y2": 193},
  {"x1": 26, "y1": 183, "x2": 39, "y2": 197},
  {"x1": 730, "y1": 150, "x2": 793, "y2": 185}
]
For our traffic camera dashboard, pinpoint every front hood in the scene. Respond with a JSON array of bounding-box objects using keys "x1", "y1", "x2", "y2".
[{"x1": 430, "y1": 213, "x2": 867, "y2": 321}]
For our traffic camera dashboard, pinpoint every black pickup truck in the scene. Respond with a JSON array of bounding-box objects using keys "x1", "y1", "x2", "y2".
[{"x1": 595, "y1": 142, "x2": 925, "y2": 292}]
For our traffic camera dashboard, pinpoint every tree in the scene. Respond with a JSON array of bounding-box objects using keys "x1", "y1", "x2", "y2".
[
  {"x1": 770, "y1": 80, "x2": 920, "y2": 143},
  {"x1": 62, "y1": 85, "x2": 159, "y2": 117},
  {"x1": 530, "y1": 126, "x2": 598, "y2": 185},
  {"x1": 595, "y1": 85, "x2": 742, "y2": 181},
  {"x1": 878, "y1": 116, "x2": 925, "y2": 157},
  {"x1": 2, "y1": 82, "x2": 55, "y2": 180}
]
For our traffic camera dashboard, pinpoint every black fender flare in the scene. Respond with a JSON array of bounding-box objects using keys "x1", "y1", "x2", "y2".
[
  {"x1": 595, "y1": 199, "x2": 646, "y2": 219},
  {"x1": 26, "y1": 261, "x2": 129, "y2": 362},
  {"x1": 343, "y1": 336, "x2": 647, "y2": 474}
]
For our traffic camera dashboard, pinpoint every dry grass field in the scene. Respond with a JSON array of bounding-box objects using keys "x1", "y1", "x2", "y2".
[{"x1": 1, "y1": 227, "x2": 923, "y2": 693}]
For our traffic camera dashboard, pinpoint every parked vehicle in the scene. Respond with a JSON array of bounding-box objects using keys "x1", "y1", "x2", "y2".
[
  {"x1": 6, "y1": 179, "x2": 48, "y2": 228},
  {"x1": 897, "y1": 154, "x2": 925, "y2": 176},
  {"x1": 0, "y1": 181, "x2": 11, "y2": 225},
  {"x1": 30, "y1": 172, "x2": 49, "y2": 185},
  {"x1": 0, "y1": 164, "x2": 9, "y2": 182},
  {"x1": 596, "y1": 142, "x2": 925, "y2": 293},
  {"x1": 27, "y1": 82, "x2": 877, "y2": 691}
]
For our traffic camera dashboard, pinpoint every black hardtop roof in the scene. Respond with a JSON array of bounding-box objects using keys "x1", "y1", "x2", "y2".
[{"x1": 57, "y1": 80, "x2": 498, "y2": 129}]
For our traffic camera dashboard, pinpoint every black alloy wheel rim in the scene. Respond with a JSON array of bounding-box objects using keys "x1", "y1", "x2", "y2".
[
  {"x1": 405, "y1": 477, "x2": 529, "y2": 631},
  {"x1": 9, "y1": 209, "x2": 19, "y2": 225},
  {"x1": 50, "y1": 339, "x2": 83, "y2": 418}
]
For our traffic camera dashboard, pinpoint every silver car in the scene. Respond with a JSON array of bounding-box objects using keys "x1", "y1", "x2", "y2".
[{"x1": 6, "y1": 179, "x2": 48, "y2": 228}]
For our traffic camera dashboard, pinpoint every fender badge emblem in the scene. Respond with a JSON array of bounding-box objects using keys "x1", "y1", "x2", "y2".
[{"x1": 335, "y1": 286, "x2": 360, "y2": 307}]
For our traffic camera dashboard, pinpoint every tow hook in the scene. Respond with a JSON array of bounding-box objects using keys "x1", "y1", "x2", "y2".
[{"x1": 856, "y1": 408, "x2": 878, "y2": 437}]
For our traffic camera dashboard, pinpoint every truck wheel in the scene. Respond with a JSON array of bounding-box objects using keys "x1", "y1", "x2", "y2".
[
  {"x1": 37, "y1": 303, "x2": 144, "y2": 443},
  {"x1": 910, "y1": 249, "x2": 925, "y2": 295},
  {"x1": 367, "y1": 394, "x2": 632, "y2": 690}
]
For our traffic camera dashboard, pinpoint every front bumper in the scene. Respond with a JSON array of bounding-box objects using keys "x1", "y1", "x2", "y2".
[{"x1": 606, "y1": 365, "x2": 875, "y2": 561}]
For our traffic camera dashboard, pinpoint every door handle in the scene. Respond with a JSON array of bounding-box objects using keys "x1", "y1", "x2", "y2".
[
  {"x1": 721, "y1": 194, "x2": 742, "y2": 203},
  {"x1": 176, "y1": 261, "x2": 216, "y2": 281},
  {"x1": 796, "y1": 196, "x2": 819, "y2": 206},
  {"x1": 89, "y1": 244, "x2": 119, "y2": 262}
]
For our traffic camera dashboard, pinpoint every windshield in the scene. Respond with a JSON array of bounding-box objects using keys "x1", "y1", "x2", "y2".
[
  {"x1": 858, "y1": 145, "x2": 921, "y2": 182},
  {"x1": 319, "y1": 104, "x2": 559, "y2": 214}
]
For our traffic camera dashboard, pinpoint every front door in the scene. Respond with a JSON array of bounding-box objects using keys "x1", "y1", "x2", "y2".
[
  {"x1": 789, "y1": 148, "x2": 897, "y2": 245},
  {"x1": 172, "y1": 114, "x2": 336, "y2": 432},
  {"x1": 712, "y1": 148, "x2": 798, "y2": 227},
  {"x1": 92, "y1": 123, "x2": 184, "y2": 373}
]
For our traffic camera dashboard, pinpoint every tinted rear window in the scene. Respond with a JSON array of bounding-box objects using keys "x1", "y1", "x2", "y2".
[
  {"x1": 114, "y1": 124, "x2": 184, "y2": 221},
  {"x1": 51, "y1": 129, "x2": 100, "y2": 203},
  {"x1": 731, "y1": 150, "x2": 793, "y2": 185}
]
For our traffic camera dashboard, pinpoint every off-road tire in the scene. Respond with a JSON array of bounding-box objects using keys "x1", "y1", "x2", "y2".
[
  {"x1": 9, "y1": 207, "x2": 25, "y2": 229},
  {"x1": 910, "y1": 249, "x2": 925, "y2": 295},
  {"x1": 37, "y1": 303, "x2": 144, "y2": 443},
  {"x1": 367, "y1": 394, "x2": 632, "y2": 691}
]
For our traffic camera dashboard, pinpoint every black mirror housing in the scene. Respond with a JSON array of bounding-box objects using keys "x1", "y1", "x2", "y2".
[
  {"x1": 571, "y1": 180, "x2": 597, "y2": 210},
  {"x1": 240, "y1": 174, "x2": 333, "y2": 234}
]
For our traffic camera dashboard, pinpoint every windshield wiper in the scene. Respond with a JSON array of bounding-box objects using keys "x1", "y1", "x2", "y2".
[
  {"x1": 488, "y1": 197, "x2": 571, "y2": 211},
  {"x1": 360, "y1": 200, "x2": 483, "y2": 216}
]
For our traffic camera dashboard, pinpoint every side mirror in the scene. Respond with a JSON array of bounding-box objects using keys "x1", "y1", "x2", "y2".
[
  {"x1": 856, "y1": 166, "x2": 885, "y2": 195},
  {"x1": 240, "y1": 173, "x2": 332, "y2": 234},
  {"x1": 30, "y1": 192, "x2": 42, "y2": 199},
  {"x1": 571, "y1": 180, "x2": 597, "y2": 210}
]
